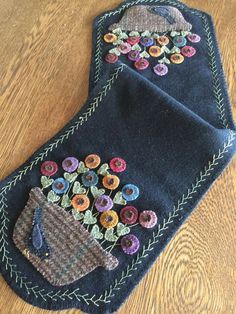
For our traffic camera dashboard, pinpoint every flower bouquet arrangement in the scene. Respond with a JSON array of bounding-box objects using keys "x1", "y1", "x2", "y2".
[
  {"x1": 103, "y1": 27, "x2": 201, "y2": 75},
  {"x1": 40, "y1": 154, "x2": 158, "y2": 257}
]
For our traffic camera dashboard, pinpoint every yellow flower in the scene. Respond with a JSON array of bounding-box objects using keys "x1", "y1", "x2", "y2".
[{"x1": 100, "y1": 210, "x2": 119, "y2": 229}]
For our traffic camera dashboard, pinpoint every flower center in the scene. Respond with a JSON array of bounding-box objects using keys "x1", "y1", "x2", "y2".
[
  {"x1": 125, "y1": 239, "x2": 132, "y2": 247},
  {"x1": 77, "y1": 198, "x2": 84, "y2": 205},
  {"x1": 101, "y1": 199, "x2": 108, "y2": 207},
  {"x1": 143, "y1": 214, "x2": 151, "y2": 222},
  {"x1": 125, "y1": 211, "x2": 133, "y2": 218},
  {"x1": 108, "y1": 178, "x2": 114, "y2": 185},
  {"x1": 45, "y1": 165, "x2": 53, "y2": 171},
  {"x1": 86, "y1": 174, "x2": 93, "y2": 181},
  {"x1": 126, "y1": 188, "x2": 133, "y2": 195},
  {"x1": 115, "y1": 160, "x2": 122, "y2": 167},
  {"x1": 105, "y1": 216, "x2": 113, "y2": 222},
  {"x1": 87, "y1": 157, "x2": 94, "y2": 163},
  {"x1": 65, "y1": 160, "x2": 72, "y2": 167},
  {"x1": 56, "y1": 183, "x2": 64, "y2": 189}
]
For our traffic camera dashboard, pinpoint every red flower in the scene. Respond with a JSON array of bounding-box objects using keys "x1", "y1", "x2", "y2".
[
  {"x1": 40, "y1": 161, "x2": 58, "y2": 176},
  {"x1": 120, "y1": 206, "x2": 138, "y2": 225}
]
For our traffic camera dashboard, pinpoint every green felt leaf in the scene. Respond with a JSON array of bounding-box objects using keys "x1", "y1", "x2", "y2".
[
  {"x1": 61, "y1": 194, "x2": 71, "y2": 208},
  {"x1": 83, "y1": 210, "x2": 97, "y2": 225},
  {"x1": 170, "y1": 46, "x2": 181, "y2": 54},
  {"x1": 90, "y1": 186, "x2": 105, "y2": 198},
  {"x1": 163, "y1": 46, "x2": 171, "y2": 54},
  {"x1": 181, "y1": 31, "x2": 190, "y2": 37},
  {"x1": 119, "y1": 33, "x2": 128, "y2": 40},
  {"x1": 109, "y1": 48, "x2": 121, "y2": 56},
  {"x1": 91, "y1": 225, "x2": 103, "y2": 240},
  {"x1": 129, "y1": 31, "x2": 140, "y2": 37},
  {"x1": 64, "y1": 172, "x2": 78, "y2": 183},
  {"x1": 116, "y1": 223, "x2": 130, "y2": 237},
  {"x1": 131, "y1": 44, "x2": 141, "y2": 51},
  {"x1": 113, "y1": 39, "x2": 123, "y2": 46},
  {"x1": 159, "y1": 57, "x2": 170, "y2": 64},
  {"x1": 141, "y1": 30, "x2": 152, "y2": 37},
  {"x1": 77, "y1": 161, "x2": 89, "y2": 174},
  {"x1": 97, "y1": 163, "x2": 110, "y2": 176},
  {"x1": 140, "y1": 50, "x2": 150, "y2": 58},
  {"x1": 152, "y1": 33, "x2": 160, "y2": 39},
  {"x1": 47, "y1": 190, "x2": 60, "y2": 203},
  {"x1": 73, "y1": 181, "x2": 86, "y2": 194},
  {"x1": 170, "y1": 31, "x2": 180, "y2": 37},
  {"x1": 72, "y1": 209, "x2": 84, "y2": 220},
  {"x1": 41, "y1": 176, "x2": 54, "y2": 189},
  {"x1": 105, "y1": 228, "x2": 118, "y2": 242},
  {"x1": 112, "y1": 28, "x2": 123, "y2": 35},
  {"x1": 113, "y1": 192, "x2": 127, "y2": 206}
]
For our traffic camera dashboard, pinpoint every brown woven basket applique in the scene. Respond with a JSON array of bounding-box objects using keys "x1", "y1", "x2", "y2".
[
  {"x1": 108, "y1": 5, "x2": 192, "y2": 32},
  {"x1": 13, "y1": 188, "x2": 119, "y2": 286}
]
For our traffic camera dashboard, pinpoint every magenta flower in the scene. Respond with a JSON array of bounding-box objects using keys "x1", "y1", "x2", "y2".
[
  {"x1": 110, "y1": 157, "x2": 126, "y2": 173},
  {"x1": 118, "y1": 43, "x2": 132, "y2": 54},
  {"x1": 139, "y1": 210, "x2": 157, "y2": 228},
  {"x1": 187, "y1": 33, "x2": 201, "y2": 43},
  {"x1": 181, "y1": 46, "x2": 196, "y2": 58},
  {"x1": 40, "y1": 161, "x2": 58, "y2": 176}
]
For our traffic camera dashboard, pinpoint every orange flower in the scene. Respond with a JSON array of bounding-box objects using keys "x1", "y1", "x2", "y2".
[
  {"x1": 85, "y1": 154, "x2": 101, "y2": 169},
  {"x1": 102, "y1": 175, "x2": 120, "y2": 190},
  {"x1": 71, "y1": 194, "x2": 90, "y2": 212},
  {"x1": 157, "y1": 36, "x2": 169, "y2": 46},
  {"x1": 100, "y1": 210, "x2": 119, "y2": 229},
  {"x1": 170, "y1": 53, "x2": 184, "y2": 64},
  {"x1": 149, "y1": 46, "x2": 163, "y2": 57},
  {"x1": 104, "y1": 33, "x2": 117, "y2": 43}
]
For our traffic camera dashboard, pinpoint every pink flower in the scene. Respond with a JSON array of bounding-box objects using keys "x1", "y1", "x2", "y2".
[{"x1": 110, "y1": 157, "x2": 126, "y2": 173}]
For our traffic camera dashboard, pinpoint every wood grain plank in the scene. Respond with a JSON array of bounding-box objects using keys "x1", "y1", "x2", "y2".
[{"x1": 0, "y1": 1, "x2": 235, "y2": 313}]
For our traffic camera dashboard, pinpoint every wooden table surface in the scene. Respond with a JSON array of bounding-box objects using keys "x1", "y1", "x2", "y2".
[{"x1": 0, "y1": 0, "x2": 235, "y2": 313}]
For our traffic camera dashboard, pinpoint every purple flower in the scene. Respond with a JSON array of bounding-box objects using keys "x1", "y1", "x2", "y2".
[
  {"x1": 140, "y1": 37, "x2": 154, "y2": 47},
  {"x1": 95, "y1": 195, "x2": 113, "y2": 212},
  {"x1": 153, "y1": 64, "x2": 168, "y2": 76},
  {"x1": 128, "y1": 50, "x2": 140, "y2": 62},
  {"x1": 121, "y1": 234, "x2": 140, "y2": 255},
  {"x1": 62, "y1": 157, "x2": 79, "y2": 173}
]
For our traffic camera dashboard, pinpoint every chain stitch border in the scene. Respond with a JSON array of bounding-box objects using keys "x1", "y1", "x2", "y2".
[{"x1": 0, "y1": 0, "x2": 234, "y2": 309}]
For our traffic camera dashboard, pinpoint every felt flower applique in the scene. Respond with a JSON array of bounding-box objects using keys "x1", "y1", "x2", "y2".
[
  {"x1": 103, "y1": 28, "x2": 201, "y2": 76},
  {"x1": 38, "y1": 154, "x2": 159, "y2": 262}
]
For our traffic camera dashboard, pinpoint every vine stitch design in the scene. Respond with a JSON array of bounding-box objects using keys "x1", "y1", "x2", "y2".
[{"x1": 0, "y1": 0, "x2": 235, "y2": 309}]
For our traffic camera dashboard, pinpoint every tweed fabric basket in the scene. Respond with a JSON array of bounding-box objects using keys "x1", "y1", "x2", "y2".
[
  {"x1": 13, "y1": 188, "x2": 118, "y2": 286},
  {"x1": 108, "y1": 5, "x2": 192, "y2": 32}
]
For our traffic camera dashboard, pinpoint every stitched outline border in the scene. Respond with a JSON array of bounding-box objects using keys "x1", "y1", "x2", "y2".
[{"x1": 0, "y1": 0, "x2": 235, "y2": 309}]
